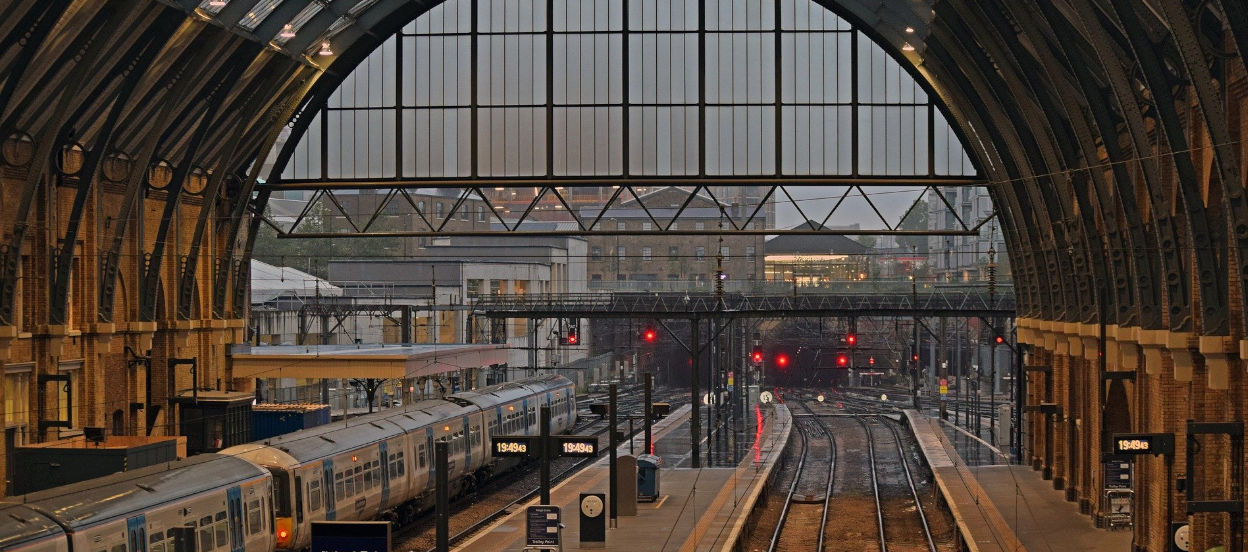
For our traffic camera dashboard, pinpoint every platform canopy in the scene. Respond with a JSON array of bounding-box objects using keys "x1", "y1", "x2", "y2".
[{"x1": 230, "y1": 343, "x2": 507, "y2": 380}]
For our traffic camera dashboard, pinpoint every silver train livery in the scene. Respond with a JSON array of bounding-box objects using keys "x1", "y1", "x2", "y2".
[{"x1": 0, "y1": 375, "x2": 577, "y2": 552}]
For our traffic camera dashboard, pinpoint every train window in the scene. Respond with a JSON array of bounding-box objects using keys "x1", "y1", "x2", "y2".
[
  {"x1": 247, "y1": 500, "x2": 262, "y2": 535},
  {"x1": 344, "y1": 470, "x2": 355, "y2": 497},
  {"x1": 363, "y1": 464, "x2": 373, "y2": 490},
  {"x1": 373, "y1": 461, "x2": 382, "y2": 484},
  {"x1": 354, "y1": 466, "x2": 363, "y2": 493},
  {"x1": 111, "y1": 545, "x2": 126, "y2": 552},
  {"x1": 214, "y1": 511, "x2": 228, "y2": 549},
  {"x1": 398, "y1": 452, "x2": 405, "y2": 475},
  {"x1": 309, "y1": 480, "x2": 322, "y2": 512},
  {"x1": 418, "y1": 447, "x2": 426, "y2": 468},
  {"x1": 198, "y1": 517, "x2": 213, "y2": 552},
  {"x1": 335, "y1": 472, "x2": 345, "y2": 499},
  {"x1": 149, "y1": 532, "x2": 164, "y2": 552}
]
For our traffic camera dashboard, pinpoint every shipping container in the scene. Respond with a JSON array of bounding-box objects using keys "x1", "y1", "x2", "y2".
[{"x1": 251, "y1": 403, "x2": 332, "y2": 441}]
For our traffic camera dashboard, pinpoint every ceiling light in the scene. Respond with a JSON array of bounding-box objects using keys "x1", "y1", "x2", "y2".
[
  {"x1": 208, "y1": 0, "x2": 226, "y2": 7},
  {"x1": 901, "y1": 42, "x2": 915, "y2": 51},
  {"x1": 280, "y1": 24, "x2": 296, "y2": 39},
  {"x1": 905, "y1": 26, "x2": 915, "y2": 33},
  {"x1": 319, "y1": 41, "x2": 334, "y2": 56}
]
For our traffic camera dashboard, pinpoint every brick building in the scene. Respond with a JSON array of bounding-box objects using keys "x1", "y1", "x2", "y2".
[{"x1": 583, "y1": 188, "x2": 765, "y2": 289}]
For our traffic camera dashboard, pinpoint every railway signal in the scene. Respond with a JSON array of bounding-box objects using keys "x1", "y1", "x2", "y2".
[
  {"x1": 641, "y1": 327, "x2": 657, "y2": 342},
  {"x1": 846, "y1": 333, "x2": 856, "y2": 346},
  {"x1": 751, "y1": 348, "x2": 763, "y2": 364},
  {"x1": 775, "y1": 353, "x2": 790, "y2": 368},
  {"x1": 994, "y1": 335, "x2": 1005, "y2": 344},
  {"x1": 836, "y1": 353, "x2": 849, "y2": 367}
]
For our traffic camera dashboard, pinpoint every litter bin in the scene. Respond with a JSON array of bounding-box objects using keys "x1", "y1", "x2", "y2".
[{"x1": 637, "y1": 454, "x2": 661, "y2": 502}]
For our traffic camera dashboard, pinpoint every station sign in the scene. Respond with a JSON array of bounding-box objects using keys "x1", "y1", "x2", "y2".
[
  {"x1": 526, "y1": 505, "x2": 561, "y2": 547},
  {"x1": 492, "y1": 435, "x2": 600, "y2": 458},
  {"x1": 1111, "y1": 433, "x2": 1174, "y2": 456}
]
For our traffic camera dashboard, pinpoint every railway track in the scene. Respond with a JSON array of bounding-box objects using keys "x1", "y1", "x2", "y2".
[
  {"x1": 766, "y1": 397, "x2": 940, "y2": 552},
  {"x1": 769, "y1": 401, "x2": 835, "y2": 552}
]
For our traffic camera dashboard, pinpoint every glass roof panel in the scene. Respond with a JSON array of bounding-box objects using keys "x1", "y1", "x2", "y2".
[{"x1": 239, "y1": 0, "x2": 285, "y2": 31}]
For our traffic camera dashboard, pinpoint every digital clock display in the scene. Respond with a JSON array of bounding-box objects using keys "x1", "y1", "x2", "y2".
[
  {"x1": 493, "y1": 438, "x2": 532, "y2": 457},
  {"x1": 559, "y1": 438, "x2": 598, "y2": 457},
  {"x1": 1112, "y1": 433, "x2": 1173, "y2": 455}
]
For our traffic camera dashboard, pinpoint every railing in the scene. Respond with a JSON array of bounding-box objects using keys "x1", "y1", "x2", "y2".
[
  {"x1": 472, "y1": 288, "x2": 1016, "y2": 317},
  {"x1": 588, "y1": 278, "x2": 1014, "y2": 295}
]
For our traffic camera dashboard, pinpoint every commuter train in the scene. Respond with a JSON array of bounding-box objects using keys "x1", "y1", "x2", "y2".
[{"x1": 0, "y1": 375, "x2": 578, "y2": 552}]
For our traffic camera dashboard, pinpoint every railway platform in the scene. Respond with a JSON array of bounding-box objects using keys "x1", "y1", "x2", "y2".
[
  {"x1": 904, "y1": 410, "x2": 1131, "y2": 552},
  {"x1": 455, "y1": 403, "x2": 793, "y2": 552}
]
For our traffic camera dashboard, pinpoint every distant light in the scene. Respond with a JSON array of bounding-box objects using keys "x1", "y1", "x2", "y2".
[
  {"x1": 209, "y1": 0, "x2": 226, "y2": 6},
  {"x1": 494, "y1": 187, "x2": 505, "y2": 191},
  {"x1": 901, "y1": 42, "x2": 915, "y2": 52},
  {"x1": 319, "y1": 41, "x2": 334, "y2": 56},
  {"x1": 905, "y1": 26, "x2": 915, "y2": 34},
  {"x1": 279, "y1": 24, "x2": 296, "y2": 39}
]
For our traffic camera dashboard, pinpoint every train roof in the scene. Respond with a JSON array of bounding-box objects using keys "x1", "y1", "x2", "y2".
[
  {"x1": 257, "y1": 416, "x2": 406, "y2": 462},
  {"x1": 15, "y1": 454, "x2": 267, "y2": 530},
  {"x1": 235, "y1": 376, "x2": 574, "y2": 463},
  {"x1": 0, "y1": 504, "x2": 63, "y2": 549}
]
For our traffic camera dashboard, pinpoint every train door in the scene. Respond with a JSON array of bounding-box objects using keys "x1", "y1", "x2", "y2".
[
  {"x1": 378, "y1": 441, "x2": 391, "y2": 509},
  {"x1": 126, "y1": 514, "x2": 147, "y2": 552},
  {"x1": 425, "y1": 427, "x2": 435, "y2": 484},
  {"x1": 226, "y1": 486, "x2": 244, "y2": 552},
  {"x1": 322, "y1": 459, "x2": 336, "y2": 521},
  {"x1": 545, "y1": 392, "x2": 553, "y2": 426},
  {"x1": 522, "y1": 399, "x2": 529, "y2": 435},
  {"x1": 461, "y1": 417, "x2": 471, "y2": 470}
]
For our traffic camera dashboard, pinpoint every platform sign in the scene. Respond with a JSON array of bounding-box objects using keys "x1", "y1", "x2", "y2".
[
  {"x1": 525, "y1": 505, "x2": 561, "y2": 547},
  {"x1": 1112, "y1": 433, "x2": 1174, "y2": 456},
  {"x1": 310, "y1": 521, "x2": 390, "y2": 552},
  {"x1": 1104, "y1": 460, "x2": 1133, "y2": 490}
]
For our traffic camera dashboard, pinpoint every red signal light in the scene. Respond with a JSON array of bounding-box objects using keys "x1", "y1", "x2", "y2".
[
  {"x1": 567, "y1": 332, "x2": 578, "y2": 345},
  {"x1": 868, "y1": 356, "x2": 875, "y2": 365},
  {"x1": 836, "y1": 354, "x2": 848, "y2": 367},
  {"x1": 775, "y1": 353, "x2": 789, "y2": 368},
  {"x1": 642, "y1": 328, "x2": 657, "y2": 342},
  {"x1": 912, "y1": 354, "x2": 919, "y2": 361},
  {"x1": 846, "y1": 333, "x2": 856, "y2": 345},
  {"x1": 994, "y1": 335, "x2": 1005, "y2": 344},
  {"x1": 751, "y1": 349, "x2": 763, "y2": 363}
]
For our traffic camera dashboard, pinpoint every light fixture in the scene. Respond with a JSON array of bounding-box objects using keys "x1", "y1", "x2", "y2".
[
  {"x1": 901, "y1": 42, "x2": 915, "y2": 51},
  {"x1": 280, "y1": 24, "x2": 296, "y2": 39},
  {"x1": 319, "y1": 41, "x2": 334, "y2": 56},
  {"x1": 208, "y1": 0, "x2": 226, "y2": 7}
]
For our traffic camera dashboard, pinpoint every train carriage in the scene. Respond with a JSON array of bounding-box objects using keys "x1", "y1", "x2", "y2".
[
  {"x1": 7, "y1": 455, "x2": 272, "y2": 552},
  {"x1": 0, "y1": 505, "x2": 66, "y2": 552},
  {"x1": 221, "y1": 375, "x2": 575, "y2": 552}
]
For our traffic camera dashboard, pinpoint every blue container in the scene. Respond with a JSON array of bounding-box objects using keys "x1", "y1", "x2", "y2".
[
  {"x1": 637, "y1": 454, "x2": 661, "y2": 501},
  {"x1": 252, "y1": 404, "x2": 331, "y2": 441}
]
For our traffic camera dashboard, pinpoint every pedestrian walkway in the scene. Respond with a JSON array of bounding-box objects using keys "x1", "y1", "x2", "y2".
[
  {"x1": 455, "y1": 403, "x2": 792, "y2": 551},
  {"x1": 905, "y1": 410, "x2": 1132, "y2": 552}
]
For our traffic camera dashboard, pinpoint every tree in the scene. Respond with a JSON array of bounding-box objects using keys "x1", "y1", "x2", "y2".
[
  {"x1": 896, "y1": 207, "x2": 929, "y2": 254},
  {"x1": 251, "y1": 199, "x2": 407, "y2": 278}
]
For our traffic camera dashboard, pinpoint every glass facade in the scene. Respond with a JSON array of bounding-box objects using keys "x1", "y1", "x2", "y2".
[{"x1": 280, "y1": 0, "x2": 976, "y2": 182}]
